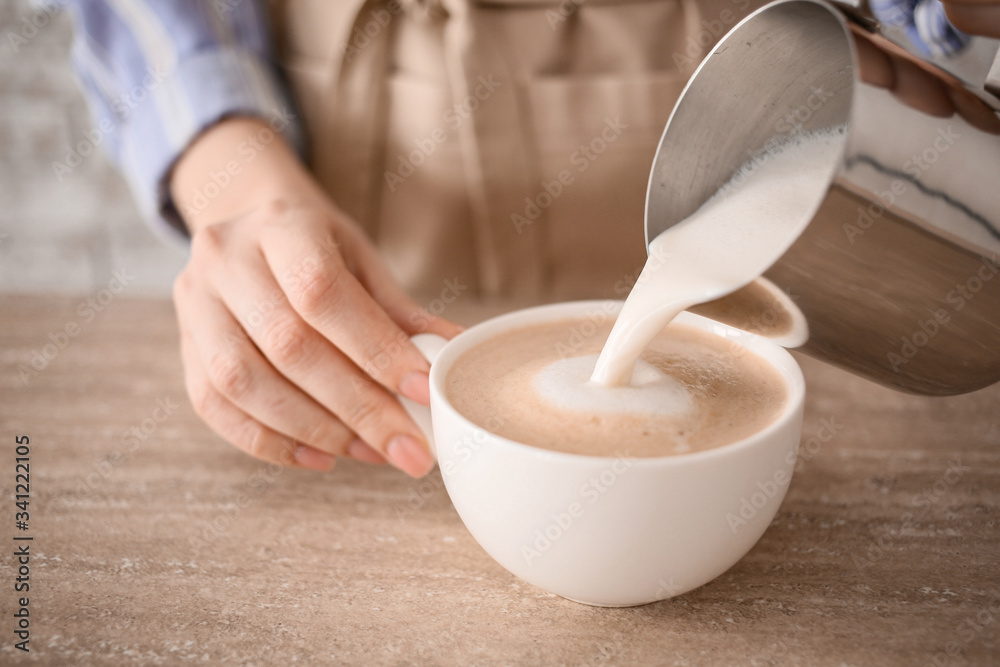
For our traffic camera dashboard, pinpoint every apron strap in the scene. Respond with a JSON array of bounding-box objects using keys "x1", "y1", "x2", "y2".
[
  {"x1": 317, "y1": 0, "x2": 395, "y2": 234},
  {"x1": 439, "y1": 0, "x2": 544, "y2": 296},
  {"x1": 319, "y1": 0, "x2": 546, "y2": 297}
]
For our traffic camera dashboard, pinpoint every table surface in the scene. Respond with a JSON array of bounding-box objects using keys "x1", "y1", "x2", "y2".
[{"x1": 0, "y1": 294, "x2": 997, "y2": 666}]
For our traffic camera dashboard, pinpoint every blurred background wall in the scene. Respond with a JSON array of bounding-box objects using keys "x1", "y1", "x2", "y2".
[
  {"x1": 1, "y1": 1, "x2": 996, "y2": 297},
  {"x1": 0, "y1": 0, "x2": 187, "y2": 296}
]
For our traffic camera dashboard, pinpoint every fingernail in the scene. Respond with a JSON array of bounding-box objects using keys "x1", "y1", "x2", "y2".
[
  {"x1": 294, "y1": 445, "x2": 336, "y2": 471},
  {"x1": 399, "y1": 371, "x2": 431, "y2": 406},
  {"x1": 386, "y1": 435, "x2": 434, "y2": 477},
  {"x1": 348, "y1": 438, "x2": 387, "y2": 465}
]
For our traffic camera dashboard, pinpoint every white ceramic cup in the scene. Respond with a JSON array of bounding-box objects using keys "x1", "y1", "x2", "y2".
[{"x1": 403, "y1": 300, "x2": 805, "y2": 607}]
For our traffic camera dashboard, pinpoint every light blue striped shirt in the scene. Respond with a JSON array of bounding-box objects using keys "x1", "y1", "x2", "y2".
[{"x1": 66, "y1": 0, "x2": 302, "y2": 243}]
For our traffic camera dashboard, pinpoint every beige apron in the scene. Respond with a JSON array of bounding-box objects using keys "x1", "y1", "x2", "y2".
[{"x1": 268, "y1": 0, "x2": 758, "y2": 301}]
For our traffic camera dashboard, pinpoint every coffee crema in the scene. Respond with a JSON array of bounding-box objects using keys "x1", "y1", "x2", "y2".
[
  {"x1": 690, "y1": 279, "x2": 795, "y2": 339},
  {"x1": 445, "y1": 317, "x2": 788, "y2": 458}
]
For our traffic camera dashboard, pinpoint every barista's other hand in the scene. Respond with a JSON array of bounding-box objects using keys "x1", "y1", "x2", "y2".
[
  {"x1": 940, "y1": 0, "x2": 1000, "y2": 39},
  {"x1": 170, "y1": 117, "x2": 462, "y2": 477},
  {"x1": 851, "y1": 24, "x2": 1000, "y2": 134},
  {"x1": 870, "y1": 0, "x2": 971, "y2": 54}
]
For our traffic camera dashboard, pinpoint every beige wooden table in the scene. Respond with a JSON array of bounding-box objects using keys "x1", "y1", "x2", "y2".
[{"x1": 0, "y1": 294, "x2": 997, "y2": 665}]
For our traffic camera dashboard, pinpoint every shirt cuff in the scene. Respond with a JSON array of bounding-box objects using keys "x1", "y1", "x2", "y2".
[{"x1": 118, "y1": 47, "x2": 306, "y2": 245}]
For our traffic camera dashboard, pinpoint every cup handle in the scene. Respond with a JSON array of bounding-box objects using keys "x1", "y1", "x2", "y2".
[{"x1": 398, "y1": 333, "x2": 449, "y2": 458}]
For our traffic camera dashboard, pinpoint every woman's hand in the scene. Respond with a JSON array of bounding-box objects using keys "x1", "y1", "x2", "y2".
[
  {"x1": 170, "y1": 117, "x2": 461, "y2": 476},
  {"x1": 940, "y1": 0, "x2": 1000, "y2": 39}
]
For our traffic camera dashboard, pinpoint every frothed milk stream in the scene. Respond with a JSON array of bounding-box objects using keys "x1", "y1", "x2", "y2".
[{"x1": 590, "y1": 127, "x2": 846, "y2": 386}]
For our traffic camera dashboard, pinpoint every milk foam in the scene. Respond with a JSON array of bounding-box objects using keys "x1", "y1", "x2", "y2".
[
  {"x1": 533, "y1": 354, "x2": 693, "y2": 418},
  {"x1": 591, "y1": 127, "x2": 846, "y2": 386},
  {"x1": 445, "y1": 319, "x2": 788, "y2": 458}
]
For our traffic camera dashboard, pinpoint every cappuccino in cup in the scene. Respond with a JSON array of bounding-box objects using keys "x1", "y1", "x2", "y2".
[
  {"x1": 446, "y1": 317, "x2": 788, "y2": 457},
  {"x1": 444, "y1": 129, "x2": 843, "y2": 459},
  {"x1": 400, "y1": 123, "x2": 840, "y2": 605},
  {"x1": 409, "y1": 303, "x2": 806, "y2": 607}
]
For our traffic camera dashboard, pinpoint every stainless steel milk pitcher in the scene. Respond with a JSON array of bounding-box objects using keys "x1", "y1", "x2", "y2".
[{"x1": 646, "y1": 0, "x2": 1000, "y2": 396}]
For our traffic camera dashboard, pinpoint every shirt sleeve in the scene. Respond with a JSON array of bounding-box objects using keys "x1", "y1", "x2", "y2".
[
  {"x1": 65, "y1": 0, "x2": 305, "y2": 244},
  {"x1": 869, "y1": 0, "x2": 970, "y2": 58}
]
